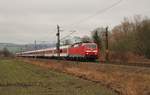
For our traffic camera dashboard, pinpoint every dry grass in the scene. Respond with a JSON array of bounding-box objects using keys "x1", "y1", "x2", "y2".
[
  {"x1": 0, "y1": 59, "x2": 117, "y2": 95},
  {"x1": 22, "y1": 58, "x2": 150, "y2": 95},
  {"x1": 109, "y1": 52, "x2": 150, "y2": 64}
]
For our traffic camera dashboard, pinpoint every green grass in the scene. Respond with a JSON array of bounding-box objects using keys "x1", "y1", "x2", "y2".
[{"x1": 0, "y1": 59, "x2": 117, "y2": 95}]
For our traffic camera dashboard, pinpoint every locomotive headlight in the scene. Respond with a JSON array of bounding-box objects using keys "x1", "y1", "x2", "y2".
[
  {"x1": 86, "y1": 51, "x2": 90, "y2": 54},
  {"x1": 86, "y1": 52, "x2": 89, "y2": 54},
  {"x1": 93, "y1": 50, "x2": 97, "y2": 52}
]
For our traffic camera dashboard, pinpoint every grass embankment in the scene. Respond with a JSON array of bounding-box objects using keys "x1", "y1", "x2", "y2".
[
  {"x1": 22, "y1": 58, "x2": 150, "y2": 95},
  {"x1": 0, "y1": 58, "x2": 117, "y2": 95}
]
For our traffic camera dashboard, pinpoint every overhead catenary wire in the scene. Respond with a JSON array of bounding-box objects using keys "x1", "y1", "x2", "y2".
[
  {"x1": 60, "y1": 0, "x2": 123, "y2": 41},
  {"x1": 71, "y1": 0, "x2": 123, "y2": 26},
  {"x1": 60, "y1": 30, "x2": 76, "y2": 42}
]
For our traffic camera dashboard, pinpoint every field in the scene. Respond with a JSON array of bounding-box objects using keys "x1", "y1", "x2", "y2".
[
  {"x1": 0, "y1": 58, "x2": 117, "y2": 95},
  {"x1": 22, "y1": 58, "x2": 150, "y2": 95}
]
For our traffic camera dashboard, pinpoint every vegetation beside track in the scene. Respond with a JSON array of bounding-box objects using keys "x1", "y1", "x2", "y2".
[
  {"x1": 22, "y1": 58, "x2": 150, "y2": 95},
  {"x1": 0, "y1": 58, "x2": 117, "y2": 95}
]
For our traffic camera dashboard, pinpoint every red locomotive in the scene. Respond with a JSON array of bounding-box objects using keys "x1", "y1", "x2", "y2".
[{"x1": 16, "y1": 42, "x2": 98, "y2": 60}]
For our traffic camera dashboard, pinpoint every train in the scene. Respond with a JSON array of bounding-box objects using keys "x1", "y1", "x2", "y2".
[{"x1": 16, "y1": 42, "x2": 98, "y2": 60}]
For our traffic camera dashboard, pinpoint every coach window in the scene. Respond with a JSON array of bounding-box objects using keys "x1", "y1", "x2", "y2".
[{"x1": 48, "y1": 50, "x2": 52, "y2": 53}]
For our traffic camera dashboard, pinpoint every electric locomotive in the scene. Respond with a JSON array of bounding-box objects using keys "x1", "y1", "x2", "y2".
[{"x1": 16, "y1": 42, "x2": 98, "y2": 60}]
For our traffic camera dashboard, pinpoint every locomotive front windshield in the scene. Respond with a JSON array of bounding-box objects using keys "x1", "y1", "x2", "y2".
[{"x1": 86, "y1": 44, "x2": 97, "y2": 49}]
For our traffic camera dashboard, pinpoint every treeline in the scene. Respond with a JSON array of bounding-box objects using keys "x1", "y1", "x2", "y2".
[
  {"x1": 0, "y1": 47, "x2": 14, "y2": 58},
  {"x1": 109, "y1": 16, "x2": 150, "y2": 59},
  {"x1": 85, "y1": 15, "x2": 150, "y2": 62}
]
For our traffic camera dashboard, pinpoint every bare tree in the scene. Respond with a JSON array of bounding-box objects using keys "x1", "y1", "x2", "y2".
[
  {"x1": 3, "y1": 47, "x2": 11, "y2": 57},
  {"x1": 91, "y1": 27, "x2": 105, "y2": 49},
  {"x1": 110, "y1": 15, "x2": 150, "y2": 59},
  {"x1": 91, "y1": 28, "x2": 105, "y2": 60}
]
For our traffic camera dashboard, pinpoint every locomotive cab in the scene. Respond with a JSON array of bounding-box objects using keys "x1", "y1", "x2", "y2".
[
  {"x1": 83, "y1": 43, "x2": 98, "y2": 59},
  {"x1": 68, "y1": 42, "x2": 98, "y2": 60}
]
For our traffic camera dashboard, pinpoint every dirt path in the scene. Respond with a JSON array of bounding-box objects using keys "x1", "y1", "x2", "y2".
[{"x1": 22, "y1": 58, "x2": 150, "y2": 95}]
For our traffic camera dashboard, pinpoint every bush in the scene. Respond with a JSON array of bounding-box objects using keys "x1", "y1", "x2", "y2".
[
  {"x1": 0, "y1": 47, "x2": 14, "y2": 58},
  {"x1": 110, "y1": 16, "x2": 150, "y2": 59}
]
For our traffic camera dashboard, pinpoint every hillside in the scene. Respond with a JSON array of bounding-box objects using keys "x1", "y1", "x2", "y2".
[
  {"x1": 0, "y1": 43, "x2": 56, "y2": 54},
  {"x1": 0, "y1": 43, "x2": 23, "y2": 53}
]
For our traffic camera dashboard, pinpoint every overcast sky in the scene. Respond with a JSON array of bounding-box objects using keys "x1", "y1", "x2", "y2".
[{"x1": 0, "y1": 0, "x2": 150, "y2": 44}]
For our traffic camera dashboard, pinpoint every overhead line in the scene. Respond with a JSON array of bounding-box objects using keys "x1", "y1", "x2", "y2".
[
  {"x1": 60, "y1": 31, "x2": 76, "y2": 41},
  {"x1": 60, "y1": 0, "x2": 123, "y2": 41},
  {"x1": 71, "y1": 0, "x2": 123, "y2": 26}
]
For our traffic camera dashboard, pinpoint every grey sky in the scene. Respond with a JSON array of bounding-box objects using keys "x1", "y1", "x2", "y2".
[{"x1": 0, "y1": 0, "x2": 150, "y2": 44}]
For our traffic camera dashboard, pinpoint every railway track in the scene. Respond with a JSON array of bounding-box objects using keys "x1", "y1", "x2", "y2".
[
  {"x1": 22, "y1": 57, "x2": 150, "y2": 68},
  {"x1": 106, "y1": 61, "x2": 150, "y2": 68}
]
